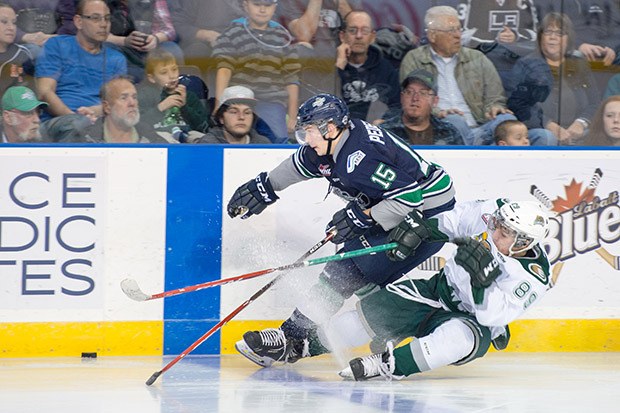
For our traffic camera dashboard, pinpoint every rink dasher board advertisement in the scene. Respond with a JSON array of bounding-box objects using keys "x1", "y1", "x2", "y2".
[
  {"x1": 221, "y1": 148, "x2": 620, "y2": 353},
  {"x1": 1, "y1": 146, "x2": 619, "y2": 356},
  {"x1": 0, "y1": 147, "x2": 168, "y2": 356}
]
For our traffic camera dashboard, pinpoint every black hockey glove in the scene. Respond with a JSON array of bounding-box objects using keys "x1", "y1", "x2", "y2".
[
  {"x1": 454, "y1": 238, "x2": 501, "y2": 304},
  {"x1": 387, "y1": 209, "x2": 431, "y2": 261},
  {"x1": 328, "y1": 201, "x2": 374, "y2": 244},
  {"x1": 227, "y1": 172, "x2": 279, "y2": 219}
]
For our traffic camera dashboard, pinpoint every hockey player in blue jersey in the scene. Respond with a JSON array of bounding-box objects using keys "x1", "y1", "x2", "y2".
[{"x1": 227, "y1": 93, "x2": 456, "y2": 367}]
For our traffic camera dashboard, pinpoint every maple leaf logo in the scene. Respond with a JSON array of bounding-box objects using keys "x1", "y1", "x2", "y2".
[
  {"x1": 551, "y1": 179, "x2": 597, "y2": 212},
  {"x1": 531, "y1": 168, "x2": 602, "y2": 213}
]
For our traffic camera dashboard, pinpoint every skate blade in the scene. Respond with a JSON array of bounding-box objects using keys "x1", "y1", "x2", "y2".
[
  {"x1": 235, "y1": 340, "x2": 275, "y2": 368},
  {"x1": 338, "y1": 366, "x2": 355, "y2": 380}
]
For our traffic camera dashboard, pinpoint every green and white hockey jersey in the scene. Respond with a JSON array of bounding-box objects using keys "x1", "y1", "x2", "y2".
[{"x1": 430, "y1": 198, "x2": 551, "y2": 330}]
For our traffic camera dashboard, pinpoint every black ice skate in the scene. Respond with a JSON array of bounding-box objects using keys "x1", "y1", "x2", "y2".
[{"x1": 235, "y1": 328, "x2": 312, "y2": 367}]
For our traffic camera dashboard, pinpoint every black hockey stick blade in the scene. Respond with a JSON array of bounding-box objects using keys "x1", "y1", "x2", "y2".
[{"x1": 146, "y1": 370, "x2": 162, "y2": 386}]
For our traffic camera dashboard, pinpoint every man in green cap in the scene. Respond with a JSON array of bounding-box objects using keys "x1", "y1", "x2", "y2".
[{"x1": 1, "y1": 86, "x2": 47, "y2": 143}]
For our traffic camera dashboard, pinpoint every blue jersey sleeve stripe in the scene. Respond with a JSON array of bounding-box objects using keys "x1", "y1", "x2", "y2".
[{"x1": 293, "y1": 148, "x2": 322, "y2": 178}]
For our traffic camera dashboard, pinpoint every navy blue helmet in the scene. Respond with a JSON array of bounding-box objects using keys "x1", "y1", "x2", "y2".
[{"x1": 296, "y1": 94, "x2": 350, "y2": 130}]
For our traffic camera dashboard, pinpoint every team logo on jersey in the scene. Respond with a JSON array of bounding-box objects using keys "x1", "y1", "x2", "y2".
[
  {"x1": 312, "y1": 96, "x2": 326, "y2": 107},
  {"x1": 318, "y1": 164, "x2": 331, "y2": 176},
  {"x1": 347, "y1": 150, "x2": 366, "y2": 173},
  {"x1": 528, "y1": 263, "x2": 547, "y2": 283},
  {"x1": 489, "y1": 10, "x2": 519, "y2": 32}
]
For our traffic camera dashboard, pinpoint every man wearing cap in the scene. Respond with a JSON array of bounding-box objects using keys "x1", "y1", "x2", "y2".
[
  {"x1": 382, "y1": 69, "x2": 465, "y2": 145},
  {"x1": 336, "y1": 10, "x2": 401, "y2": 123},
  {"x1": 1, "y1": 86, "x2": 47, "y2": 143},
  {"x1": 198, "y1": 85, "x2": 270, "y2": 144}
]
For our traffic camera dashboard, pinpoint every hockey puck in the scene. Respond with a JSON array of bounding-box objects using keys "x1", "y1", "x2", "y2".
[{"x1": 81, "y1": 352, "x2": 97, "y2": 358}]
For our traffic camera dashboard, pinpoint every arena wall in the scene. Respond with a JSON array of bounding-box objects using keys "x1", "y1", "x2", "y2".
[{"x1": 1, "y1": 145, "x2": 618, "y2": 357}]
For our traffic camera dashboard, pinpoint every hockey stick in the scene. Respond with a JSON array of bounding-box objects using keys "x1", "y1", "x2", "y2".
[
  {"x1": 121, "y1": 268, "x2": 284, "y2": 301},
  {"x1": 123, "y1": 229, "x2": 342, "y2": 301},
  {"x1": 122, "y1": 266, "x2": 299, "y2": 302},
  {"x1": 124, "y1": 240, "x2": 397, "y2": 302},
  {"x1": 418, "y1": 256, "x2": 446, "y2": 272},
  {"x1": 145, "y1": 230, "x2": 335, "y2": 386},
  {"x1": 145, "y1": 239, "x2": 398, "y2": 385},
  {"x1": 595, "y1": 248, "x2": 620, "y2": 271}
]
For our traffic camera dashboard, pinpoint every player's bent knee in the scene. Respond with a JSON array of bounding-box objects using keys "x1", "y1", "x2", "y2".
[
  {"x1": 409, "y1": 319, "x2": 476, "y2": 371},
  {"x1": 321, "y1": 310, "x2": 372, "y2": 351}
]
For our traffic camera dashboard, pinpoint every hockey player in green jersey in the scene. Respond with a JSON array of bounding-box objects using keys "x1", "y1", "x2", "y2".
[{"x1": 327, "y1": 198, "x2": 552, "y2": 380}]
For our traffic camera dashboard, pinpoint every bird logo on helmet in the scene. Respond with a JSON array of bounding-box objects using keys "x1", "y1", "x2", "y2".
[
  {"x1": 296, "y1": 93, "x2": 350, "y2": 130},
  {"x1": 312, "y1": 96, "x2": 326, "y2": 107}
]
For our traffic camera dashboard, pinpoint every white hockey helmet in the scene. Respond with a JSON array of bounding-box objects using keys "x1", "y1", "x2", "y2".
[{"x1": 490, "y1": 200, "x2": 550, "y2": 255}]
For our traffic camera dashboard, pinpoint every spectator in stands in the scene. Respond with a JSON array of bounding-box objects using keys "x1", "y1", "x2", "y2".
[
  {"x1": 505, "y1": 57, "x2": 553, "y2": 123},
  {"x1": 35, "y1": 0, "x2": 127, "y2": 141},
  {"x1": 494, "y1": 119, "x2": 531, "y2": 146},
  {"x1": 336, "y1": 10, "x2": 400, "y2": 123},
  {"x1": 212, "y1": 0, "x2": 301, "y2": 144},
  {"x1": 455, "y1": 0, "x2": 539, "y2": 89},
  {"x1": 169, "y1": 0, "x2": 243, "y2": 78},
  {"x1": 0, "y1": 3, "x2": 34, "y2": 96},
  {"x1": 512, "y1": 12, "x2": 599, "y2": 145},
  {"x1": 457, "y1": 0, "x2": 538, "y2": 46},
  {"x1": 78, "y1": 75, "x2": 169, "y2": 143},
  {"x1": 56, "y1": 0, "x2": 79, "y2": 34},
  {"x1": 8, "y1": 0, "x2": 79, "y2": 59},
  {"x1": 1, "y1": 85, "x2": 46, "y2": 143},
  {"x1": 583, "y1": 95, "x2": 620, "y2": 146},
  {"x1": 197, "y1": 85, "x2": 270, "y2": 144},
  {"x1": 603, "y1": 73, "x2": 620, "y2": 99},
  {"x1": 275, "y1": 0, "x2": 355, "y2": 101},
  {"x1": 536, "y1": 0, "x2": 618, "y2": 66},
  {"x1": 138, "y1": 48, "x2": 209, "y2": 142},
  {"x1": 399, "y1": 6, "x2": 515, "y2": 146},
  {"x1": 104, "y1": 0, "x2": 182, "y2": 81},
  {"x1": 7, "y1": 0, "x2": 55, "y2": 58},
  {"x1": 372, "y1": 25, "x2": 418, "y2": 70},
  {"x1": 381, "y1": 69, "x2": 465, "y2": 145}
]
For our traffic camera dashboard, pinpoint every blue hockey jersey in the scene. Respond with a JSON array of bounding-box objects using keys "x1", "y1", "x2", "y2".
[{"x1": 270, "y1": 118, "x2": 456, "y2": 230}]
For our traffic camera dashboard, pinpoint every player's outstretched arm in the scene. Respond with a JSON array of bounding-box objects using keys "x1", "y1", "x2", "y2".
[{"x1": 227, "y1": 172, "x2": 279, "y2": 219}]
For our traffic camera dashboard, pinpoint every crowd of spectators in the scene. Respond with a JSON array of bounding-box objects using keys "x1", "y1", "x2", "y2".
[{"x1": 1, "y1": 0, "x2": 620, "y2": 146}]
